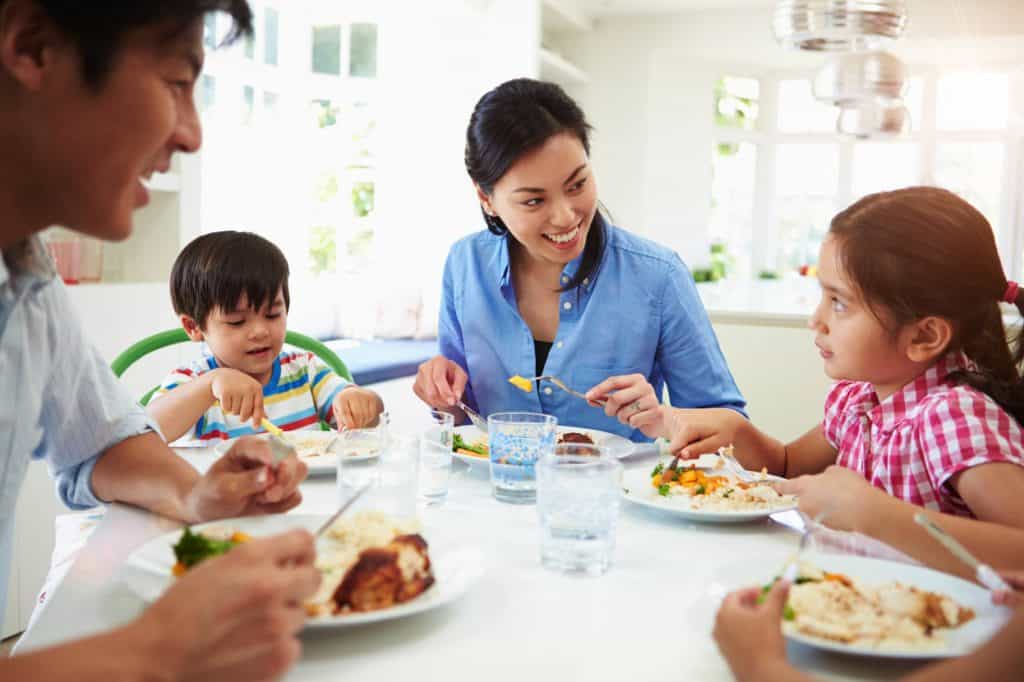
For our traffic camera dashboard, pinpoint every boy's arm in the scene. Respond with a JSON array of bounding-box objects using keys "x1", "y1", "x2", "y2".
[{"x1": 146, "y1": 371, "x2": 218, "y2": 442}]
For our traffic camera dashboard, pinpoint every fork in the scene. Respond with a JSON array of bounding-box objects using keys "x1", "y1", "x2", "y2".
[
  {"x1": 519, "y1": 375, "x2": 608, "y2": 405},
  {"x1": 778, "y1": 507, "x2": 833, "y2": 582},
  {"x1": 457, "y1": 400, "x2": 488, "y2": 431},
  {"x1": 717, "y1": 446, "x2": 757, "y2": 483}
]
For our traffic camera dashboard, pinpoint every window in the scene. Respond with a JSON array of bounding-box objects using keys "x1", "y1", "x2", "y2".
[
  {"x1": 935, "y1": 142, "x2": 1005, "y2": 241},
  {"x1": 852, "y1": 142, "x2": 918, "y2": 197},
  {"x1": 200, "y1": 75, "x2": 216, "y2": 113},
  {"x1": 264, "y1": 7, "x2": 279, "y2": 66},
  {"x1": 312, "y1": 25, "x2": 342, "y2": 75},
  {"x1": 709, "y1": 141, "x2": 757, "y2": 279},
  {"x1": 242, "y1": 85, "x2": 255, "y2": 125},
  {"x1": 775, "y1": 144, "x2": 839, "y2": 270},
  {"x1": 777, "y1": 79, "x2": 834, "y2": 133},
  {"x1": 203, "y1": 13, "x2": 218, "y2": 49},
  {"x1": 937, "y1": 72, "x2": 1010, "y2": 131}
]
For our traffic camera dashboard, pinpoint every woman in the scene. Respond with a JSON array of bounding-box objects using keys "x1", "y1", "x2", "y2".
[{"x1": 413, "y1": 78, "x2": 744, "y2": 441}]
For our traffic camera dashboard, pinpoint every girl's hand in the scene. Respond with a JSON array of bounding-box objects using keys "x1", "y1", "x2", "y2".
[
  {"x1": 666, "y1": 408, "x2": 749, "y2": 459},
  {"x1": 993, "y1": 571, "x2": 1024, "y2": 607},
  {"x1": 332, "y1": 387, "x2": 385, "y2": 430},
  {"x1": 773, "y1": 465, "x2": 885, "y2": 533},
  {"x1": 585, "y1": 374, "x2": 664, "y2": 438},
  {"x1": 714, "y1": 580, "x2": 793, "y2": 682},
  {"x1": 210, "y1": 368, "x2": 266, "y2": 428},
  {"x1": 413, "y1": 355, "x2": 469, "y2": 409}
]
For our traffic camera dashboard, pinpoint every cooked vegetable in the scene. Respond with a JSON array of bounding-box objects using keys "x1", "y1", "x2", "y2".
[
  {"x1": 172, "y1": 528, "x2": 251, "y2": 574},
  {"x1": 651, "y1": 462, "x2": 664, "y2": 477},
  {"x1": 452, "y1": 434, "x2": 488, "y2": 456},
  {"x1": 508, "y1": 375, "x2": 534, "y2": 393},
  {"x1": 657, "y1": 484, "x2": 671, "y2": 497}
]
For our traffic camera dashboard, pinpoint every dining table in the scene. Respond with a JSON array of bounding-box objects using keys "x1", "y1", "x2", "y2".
[{"x1": 16, "y1": 438, "x2": 939, "y2": 681}]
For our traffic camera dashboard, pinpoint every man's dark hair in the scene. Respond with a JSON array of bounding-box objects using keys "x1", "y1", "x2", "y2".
[
  {"x1": 170, "y1": 231, "x2": 290, "y2": 329},
  {"x1": 1, "y1": 1, "x2": 253, "y2": 87}
]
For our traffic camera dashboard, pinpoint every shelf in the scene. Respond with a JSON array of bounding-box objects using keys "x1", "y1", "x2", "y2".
[
  {"x1": 540, "y1": 48, "x2": 590, "y2": 86},
  {"x1": 542, "y1": 0, "x2": 592, "y2": 34},
  {"x1": 143, "y1": 172, "x2": 181, "y2": 193}
]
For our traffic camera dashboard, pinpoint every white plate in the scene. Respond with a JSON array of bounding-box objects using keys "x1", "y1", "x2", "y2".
[
  {"x1": 119, "y1": 514, "x2": 485, "y2": 629},
  {"x1": 451, "y1": 424, "x2": 636, "y2": 468},
  {"x1": 620, "y1": 459, "x2": 796, "y2": 523},
  {"x1": 780, "y1": 553, "x2": 1011, "y2": 659},
  {"x1": 213, "y1": 430, "x2": 379, "y2": 475}
]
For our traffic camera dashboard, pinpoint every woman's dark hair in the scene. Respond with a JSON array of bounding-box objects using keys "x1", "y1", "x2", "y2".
[
  {"x1": 829, "y1": 186, "x2": 1024, "y2": 423},
  {"x1": 0, "y1": 1, "x2": 253, "y2": 88},
  {"x1": 465, "y1": 78, "x2": 606, "y2": 292},
  {"x1": 170, "y1": 231, "x2": 290, "y2": 329}
]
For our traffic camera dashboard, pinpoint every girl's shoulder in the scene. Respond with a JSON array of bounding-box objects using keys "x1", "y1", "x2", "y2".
[
  {"x1": 911, "y1": 382, "x2": 1020, "y2": 430},
  {"x1": 824, "y1": 380, "x2": 873, "y2": 417}
]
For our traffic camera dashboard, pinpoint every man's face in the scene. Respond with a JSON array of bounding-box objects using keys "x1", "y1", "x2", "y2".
[{"x1": 32, "y1": 19, "x2": 204, "y2": 241}]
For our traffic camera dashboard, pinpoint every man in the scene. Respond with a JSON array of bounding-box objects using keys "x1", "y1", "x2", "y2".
[{"x1": 0, "y1": 1, "x2": 320, "y2": 679}]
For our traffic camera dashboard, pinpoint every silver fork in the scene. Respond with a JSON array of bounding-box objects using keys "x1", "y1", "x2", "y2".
[
  {"x1": 522, "y1": 375, "x2": 608, "y2": 405},
  {"x1": 457, "y1": 400, "x2": 488, "y2": 431},
  {"x1": 717, "y1": 446, "x2": 757, "y2": 483}
]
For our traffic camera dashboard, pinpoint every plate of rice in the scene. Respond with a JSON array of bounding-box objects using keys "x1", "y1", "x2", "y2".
[{"x1": 213, "y1": 430, "x2": 380, "y2": 475}]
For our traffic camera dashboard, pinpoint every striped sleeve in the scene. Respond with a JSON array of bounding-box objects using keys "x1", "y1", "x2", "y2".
[
  {"x1": 149, "y1": 364, "x2": 202, "y2": 404},
  {"x1": 306, "y1": 354, "x2": 351, "y2": 424}
]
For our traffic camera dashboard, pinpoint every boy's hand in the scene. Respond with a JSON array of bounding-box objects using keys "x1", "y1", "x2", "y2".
[
  {"x1": 332, "y1": 387, "x2": 385, "y2": 430},
  {"x1": 210, "y1": 368, "x2": 266, "y2": 428},
  {"x1": 714, "y1": 580, "x2": 792, "y2": 682},
  {"x1": 993, "y1": 571, "x2": 1024, "y2": 607}
]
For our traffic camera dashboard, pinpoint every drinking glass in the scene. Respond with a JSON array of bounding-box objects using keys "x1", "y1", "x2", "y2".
[
  {"x1": 487, "y1": 412, "x2": 556, "y2": 504},
  {"x1": 418, "y1": 409, "x2": 455, "y2": 504},
  {"x1": 536, "y1": 444, "x2": 622, "y2": 576},
  {"x1": 337, "y1": 413, "x2": 418, "y2": 520}
]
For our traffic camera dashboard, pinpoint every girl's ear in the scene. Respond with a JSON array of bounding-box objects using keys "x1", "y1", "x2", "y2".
[
  {"x1": 180, "y1": 314, "x2": 204, "y2": 342},
  {"x1": 904, "y1": 316, "x2": 954, "y2": 364}
]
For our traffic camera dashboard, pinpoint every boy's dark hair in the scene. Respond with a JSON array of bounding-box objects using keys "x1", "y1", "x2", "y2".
[
  {"x1": 171, "y1": 231, "x2": 290, "y2": 329},
  {"x1": 465, "y1": 78, "x2": 607, "y2": 293},
  {"x1": 0, "y1": 1, "x2": 253, "y2": 88}
]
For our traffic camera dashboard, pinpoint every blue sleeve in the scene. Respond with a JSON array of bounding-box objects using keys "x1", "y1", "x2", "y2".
[
  {"x1": 656, "y1": 256, "x2": 747, "y2": 416},
  {"x1": 39, "y1": 282, "x2": 161, "y2": 510},
  {"x1": 436, "y1": 248, "x2": 476, "y2": 409}
]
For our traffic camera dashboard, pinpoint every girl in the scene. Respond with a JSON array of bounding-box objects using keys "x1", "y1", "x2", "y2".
[
  {"x1": 662, "y1": 187, "x2": 1024, "y2": 527},
  {"x1": 412, "y1": 78, "x2": 745, "y2": 440}
]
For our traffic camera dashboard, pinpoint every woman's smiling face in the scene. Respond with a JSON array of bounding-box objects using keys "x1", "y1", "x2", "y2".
[{"x1": 482, "y1": 131, "x2": 598, "y2": 268}]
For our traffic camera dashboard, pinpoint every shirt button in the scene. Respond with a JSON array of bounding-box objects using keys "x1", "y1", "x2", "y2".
[
  {"x1": 556, "y1": 341, "x2": 564, "y2": 349},
  {"x1": 583, "y1": 277, "x2": 589, "y2": 285},
  {"x1": 563, "y1": 301, "x2": 572, "y2": 311},
  {"x1": 561, "y1": 275, "x2": 569, "y2": 284},
  {"x1": 543, "y1": 387, "x2": 553, "y2": 395}
]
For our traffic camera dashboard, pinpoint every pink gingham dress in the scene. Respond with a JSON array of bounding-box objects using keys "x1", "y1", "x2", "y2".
[{"x1": 823, "y1": 352, "x2": 1024, "y2": 516}]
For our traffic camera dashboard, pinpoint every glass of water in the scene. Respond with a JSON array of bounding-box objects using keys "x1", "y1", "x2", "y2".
[
  {"x1": 419, "y1": 409, "x2": 455, "y2": 504},
  {"x1": 536, "y1": 443, "x2": 622, "y2": 576},
  {"x1": 488, "y1": 412, "x2": 556, "y2": 504}
]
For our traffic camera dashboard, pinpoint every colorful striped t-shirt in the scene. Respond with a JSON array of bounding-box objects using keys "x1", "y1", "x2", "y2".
[{"x1": 151, "y1": 350, "x2": 350, "y2": 441}]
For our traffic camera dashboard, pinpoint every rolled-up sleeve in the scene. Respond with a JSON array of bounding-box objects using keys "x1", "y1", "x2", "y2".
[{"x1": 38, "y1": 283, "x2": 160, "y2": 510}]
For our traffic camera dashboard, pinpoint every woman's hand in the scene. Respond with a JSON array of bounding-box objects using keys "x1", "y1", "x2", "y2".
[
  {"x1": 665, "y1": 408, "x2": 750, "y2": 459},
  {"x1": 332, "y1": 386, "x2": 385, "y2": 429},
  {"x1": 714, "y1": 580, "x2": 798, "y2": 682},
  {"x1": 413, "y1": 355, "x2": 469, "y2": 409},
  {"x1": 773, "y1": 465, "x2": 886, "y2": 533},
  {"x1": 210, "y1": 368, "x2": 266, "y2": 428},
  {"x1": 585, "y1": 374, "x2": 665, "y2": 438}
]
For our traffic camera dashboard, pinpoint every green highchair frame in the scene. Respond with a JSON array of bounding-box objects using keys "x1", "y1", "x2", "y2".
[{"x1": 111, "y1": 328, "x2": 352, "y2": 407}]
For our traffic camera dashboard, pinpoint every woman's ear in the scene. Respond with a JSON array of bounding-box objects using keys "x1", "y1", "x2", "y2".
[
  {"x1": 904, "y1": 316, "x2": 954, "y2": 364},
  {"x1": 474, "y1": 184, "x2": 495, "y2": 216},
  {"x1": 180, "y1": 314, "x2": 204, "y2": 342}
]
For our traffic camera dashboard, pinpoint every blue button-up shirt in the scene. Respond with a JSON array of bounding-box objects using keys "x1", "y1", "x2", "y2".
[
  {"x1": 0, "y1": 236, "x2": 156, "y2": 617},
  {"x1": 439, "y1": 225, "x2": 746, "y2": 442}
]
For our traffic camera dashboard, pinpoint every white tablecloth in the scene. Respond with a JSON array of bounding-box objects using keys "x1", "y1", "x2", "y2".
[{"x1": 17, "y1": 447, "x2": 931, "y2": 681}]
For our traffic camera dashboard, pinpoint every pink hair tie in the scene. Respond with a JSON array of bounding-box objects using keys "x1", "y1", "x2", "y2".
[{"x1": 1003, "y1": 281, "x2": 1019, "y2": 304}]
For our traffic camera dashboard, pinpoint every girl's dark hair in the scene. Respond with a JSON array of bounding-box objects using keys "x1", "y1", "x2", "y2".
[
  {"x1": 465, "y1": 78, "x2": 606, "y2": 292},
  {"x1": 829, "y1": 186, "x2": 1024, "y2": 422},
  {"x1": 170, "y1": 231, "x2": 290, "y2": 329},
  {"x1": 1, "y1": 1, "x2": 253, "y2": 88}
]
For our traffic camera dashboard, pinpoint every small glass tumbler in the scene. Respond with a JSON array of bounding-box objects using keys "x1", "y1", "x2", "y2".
[
  {"x1": 418, "y1": 409, "x2": 455, "y2": 504},
  {"x1": 536, "y1": 444, "x2": 622, "y2": 576},
  {"x1": 488, "y1": 412, "x2": 557, "y2": 504}
]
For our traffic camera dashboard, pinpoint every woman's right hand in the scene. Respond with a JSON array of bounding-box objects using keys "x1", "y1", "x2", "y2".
[
  {"x1": 210, "y1": 368, "x2": 266, "y2": 428},
  {"x1": 134, "y1": 529, "x2": 320, "y2": 681},
  {"x1": 413, "y1": 355, "x2": 468, "y2": 408}
]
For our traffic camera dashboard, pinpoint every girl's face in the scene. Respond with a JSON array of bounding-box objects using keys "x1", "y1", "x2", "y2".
[
  {"x1": 809, "y1": 237, "x2": 922, "y2": 395},
  {"x1": 481, "y1": 131, "x2": 598, "y2": 269}
]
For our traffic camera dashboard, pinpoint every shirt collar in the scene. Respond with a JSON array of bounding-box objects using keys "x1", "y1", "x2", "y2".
[
  {"x1": 494, "y1": 234, "x2": 587, "y2": 290},
  {"x1": 0, "y1": 235, "x2": 57, "y2": 290},
  {"x1": 862, "y1": 352, "x2": 967, "y2": 431}
]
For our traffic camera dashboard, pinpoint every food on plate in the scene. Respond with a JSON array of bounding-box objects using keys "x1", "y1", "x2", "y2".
[
  {"x1": 781, "y1": 562, "x2": 976, "y2": 650},
  {"x1": 171, "y1": 527, "x2": 251, "y2": 576},
  {"x1": 284, "y1": 433, "x2": 335, "y2": 458},
  {"x1": 508, "y1": 375, "x2": 534, "y2": 392},
  {"x1": 452, "y1": 433, "x2": 488, "y2": 458},
  {"x1": 306, "y1": 511, "x2": 435, "y2": 616},
  {"x1": 648, "y1": 447, "x2": 794, "y2": 512},
  {"x1": 557, "y1": 431, "x2": 595, "y2": 445}
]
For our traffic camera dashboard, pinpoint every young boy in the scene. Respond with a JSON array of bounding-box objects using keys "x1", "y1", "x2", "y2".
[{"x1": 148, "y1": 230, "x2": 384, "y2": 442}]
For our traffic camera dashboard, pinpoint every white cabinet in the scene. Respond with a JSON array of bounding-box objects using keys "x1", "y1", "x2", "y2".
[{"x1": 540, "y1": 0, "x2": 591, "y2": 88}]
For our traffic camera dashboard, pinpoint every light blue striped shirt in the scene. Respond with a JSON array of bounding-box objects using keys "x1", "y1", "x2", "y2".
[
  {"x1": 439, "y1": 224, "x2": 746, "y2": 442},
  {"x1": 0, "y1": 236, "x2": 156, "y2": 616}
]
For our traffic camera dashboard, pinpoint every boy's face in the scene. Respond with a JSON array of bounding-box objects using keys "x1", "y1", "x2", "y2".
[
  {"x1": 183, "y1": 289, "x2": 288, "y2": 384},
  {"x1": 16, "y1": 16, "x2": 204, "y2": 241}
]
